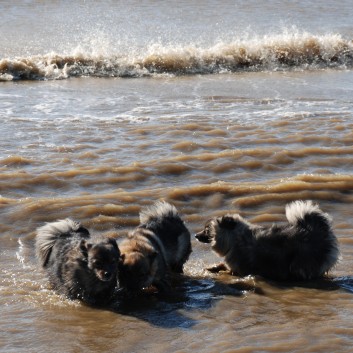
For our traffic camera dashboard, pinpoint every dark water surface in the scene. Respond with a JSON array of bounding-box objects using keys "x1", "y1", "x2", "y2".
[{"x1": 1, "y1": 1, "x2": 353, "y2": 352}]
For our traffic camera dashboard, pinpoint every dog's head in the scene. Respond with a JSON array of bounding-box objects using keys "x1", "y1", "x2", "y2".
[
  {"x1": 118, "y1": 250, "x2": 158, "y2": 291},
  {"x1": 81, "y1": 238, "x2": 120, "y2": 282},
  {"x1": 195, "y1": 214, "x2": 251, "y2": 256}
]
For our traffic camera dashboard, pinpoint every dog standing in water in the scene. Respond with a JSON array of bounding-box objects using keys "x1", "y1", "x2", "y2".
[
  {"x1": 195, "y1": 200, "x2": 339, "y2": 281},
  {"x1": 118, "y1": 201, "x2": 192, "y2": 292},
  {"x1": 36, "y1": 219, "x2": 121, "y2": 305}
]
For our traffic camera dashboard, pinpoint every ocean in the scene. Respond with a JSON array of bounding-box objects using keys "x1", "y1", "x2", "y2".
[{"x1": 1, "y1": 1, "x2": 353, "y2": 352}]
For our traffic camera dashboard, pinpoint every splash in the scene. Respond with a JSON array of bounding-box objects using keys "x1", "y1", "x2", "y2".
[{"x1": 1, "y1": 31, "x2": 352, "y2": 81}]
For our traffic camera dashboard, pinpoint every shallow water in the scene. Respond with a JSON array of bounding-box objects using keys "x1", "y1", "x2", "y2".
[{"x1": 1, "y1": 1, "x2": 353, "y2": 352}]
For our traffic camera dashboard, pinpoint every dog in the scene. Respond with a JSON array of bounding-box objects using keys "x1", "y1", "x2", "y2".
[
  {"x1": 195, "y1": 200, "x2": 340, "y2": 281},
  {"x1": 118, "y1": 201, "x2": 192, "y2": 292},
  {"x1": 36, "y1": 218, "x2": 121, "y2": 305}
]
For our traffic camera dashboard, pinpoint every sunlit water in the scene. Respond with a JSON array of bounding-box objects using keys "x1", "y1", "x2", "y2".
[{"x1": 1, "y1": 1, "x2": 353, "y2": 352}]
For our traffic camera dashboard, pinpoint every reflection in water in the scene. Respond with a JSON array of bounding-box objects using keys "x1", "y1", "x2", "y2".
[{"x1": 112, "y1": 275, "x2": 254, "y2": 329}]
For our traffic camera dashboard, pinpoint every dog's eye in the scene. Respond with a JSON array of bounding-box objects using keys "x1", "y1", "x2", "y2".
[{"x1": 93, "y1": 260, "x2": 102, "y2": 267}]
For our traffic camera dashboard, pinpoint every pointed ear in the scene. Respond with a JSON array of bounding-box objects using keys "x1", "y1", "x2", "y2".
[
  {"x1": 218, "y1": 215, "x2": 238, "y2": 229},
  {"x1": 107, "y1": 237, "x2": 119, "y2": 253},
  {"x1": 76, "y1": 226, "x2": 90, "y2": 238},
  {"x1": 79, "y1": 239, "x2": 92, "y2": 253}
]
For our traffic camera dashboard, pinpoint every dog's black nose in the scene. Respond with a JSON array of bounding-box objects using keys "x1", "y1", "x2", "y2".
[
  {"x1": 195, "y1": 231, "x2": 211, "y2": 243},
  {"x1": 103, "y1": 271, "x2": 112, "y2": 280}
]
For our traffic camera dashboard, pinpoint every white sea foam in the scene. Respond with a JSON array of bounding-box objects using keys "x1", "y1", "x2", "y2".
[{"x1": 1, "y1": 31, "x2": 352, "y2": 81}]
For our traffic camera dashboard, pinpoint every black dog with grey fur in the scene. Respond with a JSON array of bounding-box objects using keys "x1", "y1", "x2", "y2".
[
  {"x1": 36, "y1": 219, "x2": 120, "y2": 305},
  {"x1": 196, "y1": 201, "x2": 340, "y2": 281}
]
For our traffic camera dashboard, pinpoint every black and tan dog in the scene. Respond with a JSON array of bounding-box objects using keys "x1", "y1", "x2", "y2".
[
  {"x1": 118, "y1": 201, "x2": 192, "y2": 292},
  {"x1": 36, "y1": 218, "x2": 120, "y2": 305},
  {"x1": 196, "y1": 200, "x2": 340, "y2": 281}
]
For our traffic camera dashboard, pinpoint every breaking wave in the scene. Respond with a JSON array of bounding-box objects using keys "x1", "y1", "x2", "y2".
[{"x1": 1, "y1": 32, "x2": 352, "y2": 81}]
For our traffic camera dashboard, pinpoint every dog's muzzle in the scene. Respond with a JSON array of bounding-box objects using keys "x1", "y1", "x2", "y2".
[{"x1": 195, "y1": 230, "x2": 211, "y2": 243}]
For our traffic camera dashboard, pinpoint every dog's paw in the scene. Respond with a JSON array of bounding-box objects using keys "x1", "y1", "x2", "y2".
[{"x1": 206, "y1": 263, "x2": 229, "y2": 273}]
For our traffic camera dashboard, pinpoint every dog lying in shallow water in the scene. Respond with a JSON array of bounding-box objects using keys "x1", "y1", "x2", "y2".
[
  {"x1": 36, "y1": 219, "x2": 121, "y2": 305},
  {"x1": 195, "y1": 200, "x2": 340, "y2": 281},
  {"x1": 118, "y1": 201, "x2": 192, "y2": 292}
]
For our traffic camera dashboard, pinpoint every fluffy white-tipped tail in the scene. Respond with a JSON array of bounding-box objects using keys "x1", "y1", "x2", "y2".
[
  {"x1": 139, "y1": 201, "x2": 179, "y2": 224},
  {"x1": 286, "y1": 200, "x2": 340, "y2": 278},
  {"x1": 285, "y1": 200, "x2": 332, "y2": 226},
  {"x1": 35, "y1": 218, "x2": 88, "y2": 267}
]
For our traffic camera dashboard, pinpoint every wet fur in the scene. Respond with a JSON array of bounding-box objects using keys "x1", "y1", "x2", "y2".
[
  {"x1": 195, "y1": 201, "x2": 340, "y2": 281},
  {"x1": 36, "y1": 219, "x2": 120, "y2": 305},
  {"x1": 118, "y1": 201, "x2": 192, "y2": 292}
]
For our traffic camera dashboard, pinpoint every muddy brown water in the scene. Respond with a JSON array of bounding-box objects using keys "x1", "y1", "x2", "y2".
[{"x1": 2, "y1": 1, "x2": 353, "y2": 352}]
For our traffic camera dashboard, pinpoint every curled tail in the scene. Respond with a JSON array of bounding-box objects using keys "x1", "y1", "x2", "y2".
[
  {"x1": 139, "y1": 201, "x2": 192, "y2": 270},
  {"x1": 285, "y1": 200, "x2": 332, "y2": 231},
  {"x1": 139, "y1": 201, "x2": 180, "y2": 224},
  {"x1": 286, "y1": 200, "x2": 340, "y2": 278},
  {"x1": 35, "y1": 218, "x2": 90, "y2": 267}
]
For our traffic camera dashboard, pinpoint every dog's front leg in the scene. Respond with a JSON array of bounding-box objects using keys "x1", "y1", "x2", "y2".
[{"x1": 154, "y1": 278, "x2": 171, "y2": 293}]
